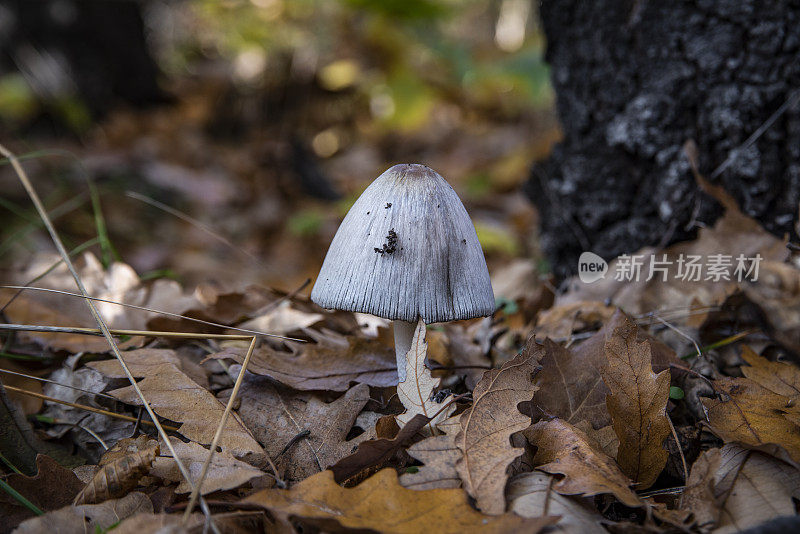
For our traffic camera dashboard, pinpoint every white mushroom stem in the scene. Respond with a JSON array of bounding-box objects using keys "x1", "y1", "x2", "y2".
[{"x1": 393, "y1": 320, "x2": 416, "y2": 383}]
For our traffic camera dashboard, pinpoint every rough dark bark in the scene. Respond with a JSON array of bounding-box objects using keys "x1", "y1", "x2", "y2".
[{"x1": 527, "y1": 0, "x2": 800, "y2": 278}]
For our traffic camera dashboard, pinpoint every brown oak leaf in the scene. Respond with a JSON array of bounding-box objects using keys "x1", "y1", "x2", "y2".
[
  {"x1": 400, "y1": 415, "x2": 462, "y2": 490},
  {"x1": 230, "y1": 377, "x2": 371, "y2": 482},
  {"x1": 212, "y1": 328, "x2": 396, "y2": 391},
  {"x1": 525, "y1": 418, "x2": 641, "y2": 508},
  {"x1": 89, "y1": 349, "x2": 261, "y2": 457},
  {"x1": 455, "y1": 342, "x2": 541, "y2": 514},
  {"x1": 244, "y1": 468, "x2": 557, "y2": 533},
  {"x1": 601, "y1": 321, "x2": 671, "y2": 489}
]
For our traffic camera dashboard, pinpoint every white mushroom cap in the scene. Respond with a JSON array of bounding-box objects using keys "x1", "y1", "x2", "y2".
[{"x1": 311, "y1": 164, "x2": 494, "y2": 323}]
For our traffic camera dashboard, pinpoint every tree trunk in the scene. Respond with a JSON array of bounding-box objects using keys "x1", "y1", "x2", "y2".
[{"x1": 526, "y1": 0, "x2": 800, "y2": 278}]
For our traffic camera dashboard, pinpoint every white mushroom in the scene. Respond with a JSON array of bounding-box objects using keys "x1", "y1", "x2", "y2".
[{"x1": 311, "y1": 163, "x2": 494, "y2": 382}]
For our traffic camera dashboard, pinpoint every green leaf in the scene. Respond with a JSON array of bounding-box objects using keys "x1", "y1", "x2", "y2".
[{"x1": 669, "y1": 386, "x2": 685, "y2": 400}]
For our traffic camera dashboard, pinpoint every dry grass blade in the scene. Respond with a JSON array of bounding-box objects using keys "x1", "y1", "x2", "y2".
[
  {"x1": 0, "y1": 143, "x2": 218, "y2": 533},
  {"x1": 2, "y1": 384, "x2": 179, "y2": 431},
  {"x1": 126, "y1": 190, "x2": 266, "y2": 268},
  {"x1": 0, "y1": 323, "x2": 252, "y2": 340},
  {"x1": 182, "y1": 336, "x2": 276, "y2": 522},
  {"x1": 0, "y1": 285, "x2": 302, "y2": 340}
]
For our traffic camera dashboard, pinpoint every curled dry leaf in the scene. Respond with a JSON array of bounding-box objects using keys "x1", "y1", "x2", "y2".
[
  {"x1": 400, "y1": 415, "x2": 462, "y2": 490},
  {"x1": 508, "y1": 472, "x2": 607, "y2": 534},
  {"x1": 73, "y1": 440, "x2": 159, "y2": 504},
  {"x1": 14, "y1": 492, "x2": 152, "y2": 534},
  {"x1": 98, "y1": 435, "x2": 158, "y2": 466},
  {"x1": 525, "y1": 418, "x2": 641, "y2": 508},
  {"x1": 230, "y1": 377, "x2": 371, "y2": 483},
  {"x1": 702, "y1": 348, "x2": 800, "y2": 463},
  {"x1": 455, "y1": 342, "x2": 541, "y2": 514},
  {"x1": 150, "y1": 438, "x2": 262, "y2": 494},
  {"x1": 88, "y1": 348, "x2": 262, "y2": 457},
  {"x1": 212, "y1": 328, "x2": 396, "y2": 391},
  {"x1": 601, "y1": 321, "x2": 670, "y2": 489},
  {"x1": 245, "y1": 468, "x2": 557, "y2": 534},
  {"x1": 396, "y1": 319, "x2": 455, "y2": 433}
]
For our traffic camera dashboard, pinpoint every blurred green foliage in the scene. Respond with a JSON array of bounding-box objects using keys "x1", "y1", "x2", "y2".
[{"x1": 179, "y1": 0, "x2": 552, "y2": 132}]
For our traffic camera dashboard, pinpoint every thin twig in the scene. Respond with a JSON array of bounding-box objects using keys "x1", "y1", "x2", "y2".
[
  {"x1": 654, "y1": 316, "x2": 702, "y2": 361},
  {"x1": 0, "y1": 285, "x2": 302, "y2": 341},
  {"x1": 5, "y1": 385, "x2": 179, "y2": 431},
  {"x1": 666, "y1": 413, "x2": 688, "y2": 505},
  {"x1": 0, "y1": 144, "x2": 219, "y2": 533},
  {"x1": 277, "y1": 430, "x2": 311, "y2": 458}
]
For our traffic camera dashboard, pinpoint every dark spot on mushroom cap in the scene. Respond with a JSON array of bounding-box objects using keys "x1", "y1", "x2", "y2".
[
  {"x1": 462, "y1": 239, "x2": 467, "y2": 244},
  {"x1": 367, "y1": 211, "x2": 370, "y2": 215}
]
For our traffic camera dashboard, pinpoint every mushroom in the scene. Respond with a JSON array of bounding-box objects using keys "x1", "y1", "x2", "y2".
[{"x1": 311, "y1": 163, "x2": 494, "y2": 382}]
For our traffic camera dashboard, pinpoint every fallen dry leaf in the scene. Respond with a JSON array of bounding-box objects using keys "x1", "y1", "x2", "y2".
[
  {"x1": 150, "y1": 438, "x2": 262, "y2": 494},
  {"x1": 4, "y1": 253, "x2": 201, "y2": 352},
  {"x1": 739, "y1": 346, "x2": 800, "y2": 402},
  {"x1": 533, "y1": 337, "x2": 610, "y2": 428},
  {"x1": 88, "y1": 348, "x2": 262, "y2": 457},
  {"x1": 245, "y1": 468, "x2": 557, "y2": 533},
  {"x1": 74, "y1": 439, "x2": 159, "y2": 504},
  {"x1": 680, "y1": 447, "x2": 724, "y2": 529},
  {"x1": 703, "y1": 366, "x2": 800, "y2": 464},
  {"x1": 239, "y1": 299, "x2": 323, "y2": 336},
  {"x1": 331, "y1": 413, "x2": 429, "y2": 484},
  {"x1": 455, "y1": 342, "x2": 541, "y2": 514},
  {"x1": 400, "y1": 415, "x2": 462, "y2": 490},
  {"x1": 108, "y1": 513, "x2": 205, "y2": 534},
  {"x1": 525, "y1": 418, "x2": 641, "y2": 508},
  {"x1": 14, "y1": 492, "x2": 152, "y2": 534},
  {"x1": 713, "y1": 445, "x2": 800, "y2": 533},
  {"x1": 508, "y1": 472, "x2": 607, "y2": 534},
  {"x1": 533, "y1": 310, "x2": 677, "y2": 431},
  {"x1": 98, "y1": 435, "x2": 158, "y2": 466},
  {"x1": 742, "y1": 261, "x2": 800, "y2": 356},
  {"x1": 534, "y1": 300, "x2": 616, "y2": 341},
  {"x1": 230, "y1": 376, "x2": 371, "y2": 482},
  {"x1": 0, "y1": 455, "x2": 84, "y2": 532},
  {"x1": 602, "y1": 321, "x2": 670, "y2": 489},
  {"x1": 213, "y1": 328, "x2": 396, "y2": 391},
  {"x1": 396, "y1": 319, "x2": 455, "y2": 433},
  {"x1": 557, "y1": 186, "x2": 788, "y2": 316}
]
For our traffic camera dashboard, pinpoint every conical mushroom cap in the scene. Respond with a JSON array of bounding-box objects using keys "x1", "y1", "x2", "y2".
[{"x1": 311, "y1": 164, "x2": 494, "y2": 323}]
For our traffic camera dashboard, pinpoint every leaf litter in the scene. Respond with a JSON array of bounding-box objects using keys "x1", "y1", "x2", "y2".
[{"x1": 2, "y1": 170, "x2": 800, "y2": 534}]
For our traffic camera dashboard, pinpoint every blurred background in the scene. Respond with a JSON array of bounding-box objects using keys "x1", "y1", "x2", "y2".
[{"x1": 0, "y1": 0, "x2": 558, "y2": 293}]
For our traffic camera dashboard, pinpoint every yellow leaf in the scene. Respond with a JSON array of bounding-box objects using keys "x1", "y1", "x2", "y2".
[{"x1": 244, "y1": 468, "x2": 556, "y2": 533}]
